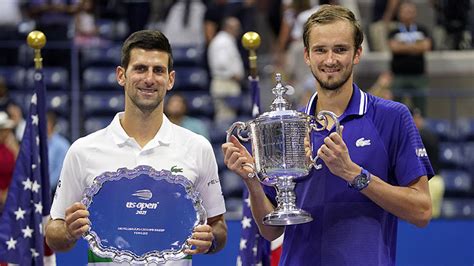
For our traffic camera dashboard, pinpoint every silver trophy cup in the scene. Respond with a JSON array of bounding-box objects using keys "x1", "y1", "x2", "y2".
[{"x1": 226, "y1": 73, "x2": 340, "y2": 226}]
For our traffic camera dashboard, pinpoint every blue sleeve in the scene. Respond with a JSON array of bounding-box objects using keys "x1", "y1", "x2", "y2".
[
  {"x1": 389, "y1": 104, "x2": 434, "y2": 186},
  {"x1": 263, "y1": 185, "x2": 278, "y2": 207}
]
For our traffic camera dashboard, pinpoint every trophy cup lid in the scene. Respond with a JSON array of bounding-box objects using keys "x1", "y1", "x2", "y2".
[
  {"x1": 253, "y1": 73, "x2": 307, "y2": 124},
  {"x1": 270, "y1": 73, "x2": 292, "y2": 112}
]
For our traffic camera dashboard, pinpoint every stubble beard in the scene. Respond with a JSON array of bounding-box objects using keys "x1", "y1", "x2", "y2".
[
  {"x1": 311, "y1": 65, "x2": 353, "y2": 93},
  {"x1": 129, "y1": 93, "x2": 163, "y2": 114}
]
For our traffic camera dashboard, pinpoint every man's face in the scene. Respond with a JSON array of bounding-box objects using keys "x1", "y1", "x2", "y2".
[
  {"x1": 165, "y1": 95, "x2": 186, "y2": 117},
  {"x1": 116, "y1": 48, "x2": 175, "y2": 113},
  {"x1": 304, "y1": 20, "x2": 361, "y2": 92},
  {"x1": 399, "y1": 3, "x2": 417, "y2": 25}
]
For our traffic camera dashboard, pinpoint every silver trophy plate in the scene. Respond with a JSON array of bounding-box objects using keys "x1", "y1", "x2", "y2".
[{"x1": 81, "y1": 165, "x2": 207, "y2": 264}]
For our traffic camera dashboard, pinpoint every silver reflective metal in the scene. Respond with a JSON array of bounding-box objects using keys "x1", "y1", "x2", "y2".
[
  {"x1": 226, "y1": 73, "x2": 340, "y2": 226},
  {"x1": 81, "y1": 165, "x2": 207, "y2": 264}
]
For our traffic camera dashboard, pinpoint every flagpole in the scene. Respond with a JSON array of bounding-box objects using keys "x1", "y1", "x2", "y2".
[
  {"x1": 237, "y1": 32, "x2": 275, "y2": 266},
  {"x1": 241, "y1": 32, "x2": 261, "y2": 79},
  {"x1": 27, "y1": 30, "x2": 47, "y2": 70}
]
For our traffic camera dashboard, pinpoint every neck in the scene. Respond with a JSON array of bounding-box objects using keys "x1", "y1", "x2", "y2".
[
  {"x1": 121, "y1": 107, "x2": 164, "y2": 148},
  {"x1": 316, "y1": 83, "x2": 353, "y2": 117}
]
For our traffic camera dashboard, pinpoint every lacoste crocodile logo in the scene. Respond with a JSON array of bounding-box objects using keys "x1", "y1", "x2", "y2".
[
  {"x1": 171, "y1": 165, "x2": 183, "y2": 174},
  {"x1": 356, "y1": 138, "x2": 371, "y2": 147}
]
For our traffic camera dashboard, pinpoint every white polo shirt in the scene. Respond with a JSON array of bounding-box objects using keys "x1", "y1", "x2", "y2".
[{"x1": 50, "y1": 112, "x2": 226, "y2": 265}]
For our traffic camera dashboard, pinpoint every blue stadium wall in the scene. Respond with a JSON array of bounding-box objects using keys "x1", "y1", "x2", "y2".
[{"x1": 57, "y1": 219, "x2": 474, "y2": 266}]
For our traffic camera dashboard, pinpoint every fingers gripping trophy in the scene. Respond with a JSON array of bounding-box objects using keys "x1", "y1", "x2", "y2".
[{"x1": 226, "y1": 32, "x2": 341, "y2": 226}]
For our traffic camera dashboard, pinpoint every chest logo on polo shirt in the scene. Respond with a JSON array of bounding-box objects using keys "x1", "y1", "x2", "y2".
[
  {"x1": 356, "y1": 137, "x2": 371, "y2": 147},
  {"x1": 171, "y1": 165, "x2": 183, "y2": 174}
]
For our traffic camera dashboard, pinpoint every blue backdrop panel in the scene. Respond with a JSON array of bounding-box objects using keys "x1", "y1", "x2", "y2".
[{"x1": 57, "y1": 219, "x2": 474, "y2": 265}]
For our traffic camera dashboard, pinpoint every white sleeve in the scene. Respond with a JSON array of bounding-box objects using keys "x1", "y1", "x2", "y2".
[
  {"x1": 49, "y1": 141, "x2": 87, "y2": 220},
  {"x1": 193, "y1": 137, "x2": 226, "y2": 218}
]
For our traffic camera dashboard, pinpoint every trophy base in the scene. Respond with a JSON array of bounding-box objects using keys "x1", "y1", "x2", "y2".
[{"x1": 263, "y1": 209, "x2": 313, "y2": 226}]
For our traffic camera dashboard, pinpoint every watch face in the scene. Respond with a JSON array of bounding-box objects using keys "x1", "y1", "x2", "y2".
[
  {"x1": 355, "y1": 173, "x2": 369, "y2": 189},
  {"x1": 356, "y1": 175, "x2": 367, "y2": 187}
]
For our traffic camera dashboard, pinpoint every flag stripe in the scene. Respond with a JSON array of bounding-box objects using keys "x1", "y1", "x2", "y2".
[
  {"x1": 0, "y1": 70, "x2": 50, "y2": 265},
  {"x1": 238, "y1": 76, "x2": 273, "y2": 266}
]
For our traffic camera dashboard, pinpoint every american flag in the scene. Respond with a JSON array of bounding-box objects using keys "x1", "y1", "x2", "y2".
[
  {"x1": 236, "y1": 77, "x2": 274, "y2": 266},
  {"x1": 0, "y1": 70, "x2": 51, "y2": 265}
]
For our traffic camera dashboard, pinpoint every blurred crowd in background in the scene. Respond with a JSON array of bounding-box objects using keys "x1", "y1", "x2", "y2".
[{"x1": 0, "y1": 0, "x2": 473, "y2": 219}]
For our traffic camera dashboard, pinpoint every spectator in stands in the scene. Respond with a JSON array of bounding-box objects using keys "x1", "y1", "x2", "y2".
[
  {"x1": 0, "y1": 0, "x2": 22, "y2": 38},
  {"x1": 207, "y1": 16, "x2": 244, "y2": 122},
  {"x1": 411, "y1": 107, "x2": 445, "y2": 218},
  {"x1": 74, "y1": 0, "x2": 108, "y2": 48},
  {"x1": 45, "y1": 30, "x2": 227, "y2": 262},
  {"x1": 204, "y1": 0, "x2": 255, "y2": 45},
  {"x1": 26, "y1": 0, "x2": 82, "y2": 65},
  {"x1": 0, "y1": 0, "x2": 23, "y2": 65},
  {"x1": 0, "y1": 77, "x2": 25, "y2": 141},
  {"x1": 388, "y1": 1, "x2": 431, "y2": 115},
  {"x1": 164, "y1": 93, "x2": 210, "y2": 140},
  {"x1": 369, "y1": 0, "x2": 399, "y2": 52},
  {"x1": 369, "y1": 71, "x2": 394, "y2": 100},
  {"x1": 431, "y1": 0, "x2": 472, "y2": 50},
  {"x1": 0, "y1": 111, "x2": 19, "y2": 213},
  {"x1": 46, "y1": 110, "x2": 70, "y2": 197},
  {"x1": 278, "y1": 1, "x2": 321, "y2": 95},
  {"x1": 162, "y1": 0, "x2": 207, "y2": 47},
  {"x1": 26, "y1": 0, "x2": 82, "y2": 39}
]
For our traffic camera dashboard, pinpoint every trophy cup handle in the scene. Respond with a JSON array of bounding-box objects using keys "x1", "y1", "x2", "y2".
[
  {"x1": 309, "y1": 111, "x2": 341, "y2": 170},
  {"x1": 226, "y1": 121, "x2": 251, "y2": 142},
  {"x1": 226, "y1": 122, "x2": 258, "y2": 179}
]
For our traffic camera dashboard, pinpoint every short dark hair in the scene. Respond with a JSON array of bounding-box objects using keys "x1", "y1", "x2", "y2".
[
  {"x1": 121, "y1": 30, "x2": 174, "y2": 72},
  {"x1": 303, "y1": 5, "x2": 364, "y2": 52}
]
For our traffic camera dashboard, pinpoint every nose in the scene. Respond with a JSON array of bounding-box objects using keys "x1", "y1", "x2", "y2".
[
  {"x1": 143, "y1": 69, "x2": 155, "y2": 85},
  {"x1": 324, "y1": 51, "x2": 337, "y2": 65}
]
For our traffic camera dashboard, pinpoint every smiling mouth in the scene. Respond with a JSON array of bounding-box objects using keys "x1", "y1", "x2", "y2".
[
  {"x1": 138, "y1": 88, "x2": 157, "y2": 94},
  {"x1": 322, "y1": 68, "x2": 340, "y2": 73}
]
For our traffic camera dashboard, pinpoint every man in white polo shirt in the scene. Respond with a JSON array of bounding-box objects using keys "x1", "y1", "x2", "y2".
[{"x1": 45, "y1": 30, "x2": 227, "y2": 265}]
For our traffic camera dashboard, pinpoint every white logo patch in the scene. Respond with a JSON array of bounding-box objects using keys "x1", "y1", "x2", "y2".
[
  {"x1": 416, "y1": 148, "x2": 428, "y2": 157},
  {"x1": 132, "y1": 189, "x2": 153, "y2": 200},
  {"x1": 356, "y1": 138, "x2": 371, "y2": 147}
]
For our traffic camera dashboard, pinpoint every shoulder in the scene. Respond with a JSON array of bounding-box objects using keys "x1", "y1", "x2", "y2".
[
  {"x1": 368, "y1": 94, "x2": 410, "y2": 115},
  {"x1": 366, "y1": 94, "x2": 412, "y2": 125},
  {"x1": 67, "y1": 128, "x2": 108, "y2": 154},
  {"x1": 170, "y1": 123, "x2": 212, "y2": 149}
]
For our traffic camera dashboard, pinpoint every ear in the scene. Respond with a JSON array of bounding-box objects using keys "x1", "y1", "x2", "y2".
[
  {"x1": 167, "y1": 70, "x2": 175, "y2": 91},
  {"x1": 353, "y1": 47, "x2": 362, "y2": 65},
  {"x1": 304, "y1": 47, "x2": 311, "y2": 66},
  {"x1": 116, "y1": 66, "x2": 126, "y2": 86}
]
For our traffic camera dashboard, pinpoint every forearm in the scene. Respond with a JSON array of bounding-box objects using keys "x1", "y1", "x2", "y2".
[
  {"x1": 245, "y1": 179, "x2": 284, "y2": 241},
  {"x1": 390, "y1": 40, "x2": 431, "y2": 55},
  {"x1": 361, "y1": 175, "x2": 432, "y2": 227},
  {"x1": 412, "y1": 40, "x2": 431, "y2": 53},
  {"x1": 45, "y1": 218, "x2": 78, "y2": 252}
]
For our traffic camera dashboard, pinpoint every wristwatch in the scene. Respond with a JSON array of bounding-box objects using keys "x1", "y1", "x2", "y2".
[{"x1": 349, "y1": 167, "x2": 371, "y2": 191}]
